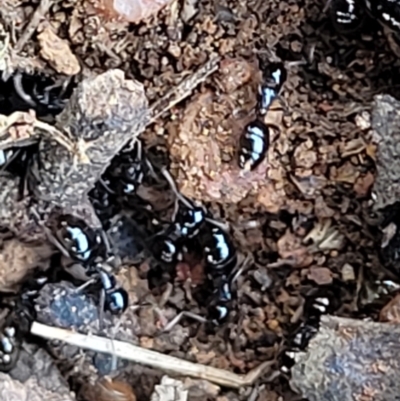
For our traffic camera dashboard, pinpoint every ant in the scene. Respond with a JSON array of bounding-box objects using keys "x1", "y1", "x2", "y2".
[
  {"x1": 88, "y1": 179, "x2": 121, "y2": 229},
  {"x1": 0, "y1": 279, "x2": 43, "y2": 372},
  {"x1": 12, "y1": 72, "x2": 71, "y2": 116},
  {"x1": 258, "y1": 62, "x2": 286, "y2": 116},
  {"x1": 238, "y1": 120, "x2": 271, "y2": 171},
  {"x1": 0, "y1": 323, "x2": 20, "y2": 372},
  {"x1": 328, "y1": 0, "x2": 400, "y2": 35},
  {"x1": 148, "y1": 168, "x2": 208, "y2": 266},
  {"x1": 198, "y1": 223, "x2": 238, "y2": 324},
  {"x1": 132, "y1": 167, "x2": 239, "y2": 325},
  {"x1": 105, "y1": 140, "x2": 146, "y2": 199},
  {"x1": 329, "y1": 0, "x2": 365, "y2": 33},
  {"x1": 238, "y1": 62, "x2": 286, "y2": 171},
  {"x1": 35, "y1": 213, "x2": 129, "y2": 315},
  {"x1": 98, "y1": 269, "x2": 129, "y2": 315},
  {"x1": 0, "y1": 144, "x2": 38, "y2": 200}
]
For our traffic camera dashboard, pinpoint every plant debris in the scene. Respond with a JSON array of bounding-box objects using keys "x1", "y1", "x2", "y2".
[{"x1": 290, "y1": 315, "x2": 400, "y2": 401}]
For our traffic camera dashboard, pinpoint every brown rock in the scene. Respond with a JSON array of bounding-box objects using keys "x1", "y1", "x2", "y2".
[{"x1": 37, "y1": 26, "x2": 81, "y2": 76}]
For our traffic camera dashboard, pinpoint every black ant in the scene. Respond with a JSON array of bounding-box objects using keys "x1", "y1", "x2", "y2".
[
  {"x1": 0, "y1": 278, "x2": 43, "y2": 372},
  {"x1": 105, "y1": 140, "x2": 146, "y2": 198},
  {"x1": 365, "y1": 0, "x2": 400, "y2": 33},
  {"x1": 151, "y1": 234, "x2": 181, "y2": 265},
  {"x1": 149, "y1": 168, "x2": 239, "y2": 324},
  {"x1": 0, "y1": 324, "x2": 20, "y2": 372},
  {"x1": 238, "y1": 62, "x2": 286, "y2": 171},
  {"x1": 238, "y1": 120, "x2": 271, "y2": 171},
  {"x1": 329, "y1": 0, "x2": 365, "y2": 33},
  {"x1": 35, "y1": 213, "x2": 129, "y2": 315},
  {"x1": 12, "y1": 72, "x2": 71, "y2": 116},
  {"x1": 148, "y1": 168, "x2": 208, "y2": 265},
  {"x1": 148, "y1": 200, "x2": 205, "y2": 267},
  {"x1": 287, "y1": 288, "x2": 339, "y2": 351},
  {"x1": 328, "y1": 0, "x2": 400, "y2": 35},
  {"x1": 0, "y1": 145, "x2": 38, "y2": 200},
  {"x1": 258, "y1": 62, "x2": 286, "y2": 116},
  {"x1": 98, "y1": 270, "x2": 129, "y2": 315},
  {"x1": 198, "y1": 223, "x2": 238, "y2": 324},
  {"x1": 173, "y1": 201, "x2": 207, "y2": 239},
  {"x1": 88, "y1": 179, "x2": 121, "y2": 229}
]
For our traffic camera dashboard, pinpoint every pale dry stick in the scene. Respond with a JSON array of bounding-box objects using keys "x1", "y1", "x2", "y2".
[
  {"x1": 31, "y1": 321, "x2": 273, "y2": 389},
  {"x1": 149, "y1": 56, "x2": 220, "y2": 123},
  {"x1": 15, "y1": 0, "x2": 58, "y2": 53}
]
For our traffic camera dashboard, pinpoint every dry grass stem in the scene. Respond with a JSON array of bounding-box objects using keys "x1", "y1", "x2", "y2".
[{"x1": 31, "y1": 321, "x2": 272, "y2": 389}]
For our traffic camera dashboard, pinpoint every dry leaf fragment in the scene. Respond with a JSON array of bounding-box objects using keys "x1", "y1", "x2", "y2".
[
  {"x1": 304, "y1": 220, "x2": 344, "y2": 252},
  {"x1": 340, "y1": 137, "x2": 367, "y2": 158},
  {"x1": 276, "y1": 230, "x2": 313, "y2": 268},
  {"x1": 353, "y1": 172, "x2": 374, "y2": 197},
  {"x1": 341, "y1": 263, "x2": 356, "y2": 282},
  {"x1": 83, "y1": 378, "x2": 137, "y2": 401},
  {"x1": 151, "y1": 376, "x2": 188, "y2": 401},
  {"x1": 307, "y1": 266, "x2": 333, "y2": 285},
  {"x1": 379, "y1": 293, "x2": 400, "y2": 323},
  {"x1": 330, "y1": 162, "x2": 360, "y2": 184}
]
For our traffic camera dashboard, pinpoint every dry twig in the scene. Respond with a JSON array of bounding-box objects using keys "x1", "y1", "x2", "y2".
[
  {"x1": 149, "y1": 56, "x2": 220, "y2": 123},
  {"x1": 15, "y1": 0, "x2": 58, "y2": 53},
  {"x1": 31, "y1": 322, "x2": 273, "y2": 389}
]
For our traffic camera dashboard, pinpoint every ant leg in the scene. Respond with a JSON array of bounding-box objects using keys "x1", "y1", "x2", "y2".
[
  {"x1": 98, "y1": 178, "x2": 117, "y2": 195},
  {"x1": 160, "y1": 167, "x2": 195, "y2": 210},
  {"x1": 98, "y1": 229, "x2": 112, "y2": 256},
  {"x1": 98, "y1": 287, "x2": 106, "y2": 330},
  {"x1": 74, "y1": 278, "x2": 97, "y2": 293},
  {"x1": 0, "y1": 149, "x2": 21, "y2": 173},
  {"x1": 30, "y1": 209, "x2": 71, "y2": 259},
  {"x1": 42, "y1": 76, "x2": 72, "y2": 97},
  {"x1": 204, "y1": 217, "x2": 231, "y2": 232},
  {"x1": 269, "y1": 95, "x2": 289, "y2": 116},
  {"x1": 124, "y1": 137, "x2": 140, "y2": 153},
  {"x1": 161, "y1": 311, "x2": 207, "y2": 333},
  {"x1": 265, "y1": 122, "x2": 282, "y2": 135},
  {"x1": 13, "y1": 72, "x2": 36, "y2": 107}
]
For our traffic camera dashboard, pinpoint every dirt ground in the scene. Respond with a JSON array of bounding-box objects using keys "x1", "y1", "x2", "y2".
[{"x1": 1, "y1": 0, "x2": 400, "y2": 400}]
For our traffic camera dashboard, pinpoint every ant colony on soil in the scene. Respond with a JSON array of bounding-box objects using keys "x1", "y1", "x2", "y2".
[{"x1": 2, "y1": 0, "x2": 400, "y2": 400}]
